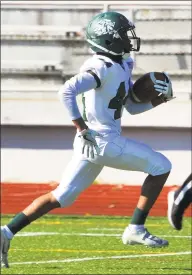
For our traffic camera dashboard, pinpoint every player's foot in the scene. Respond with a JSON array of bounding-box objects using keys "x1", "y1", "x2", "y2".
[
  {"x1": 122, "y1": 227, "x2": 169, "y2": 247},
  {"x1": 167, "y1": 190, "x2": 184, "y2": 230},
  {"x1": 1, "y1": 227, "x2": 10, "y2": 268}
]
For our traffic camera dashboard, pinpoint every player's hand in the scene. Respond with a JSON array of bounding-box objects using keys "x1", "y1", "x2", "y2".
[
  {"x1": 154, "y1": 72, "x2": 176, "y2": 101},
  {"x1": 78, "y1": 128, "x2": 101, "y2": 159}
]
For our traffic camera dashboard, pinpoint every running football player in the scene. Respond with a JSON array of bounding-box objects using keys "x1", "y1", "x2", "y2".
[{"x1": 1, "y1": 11, "x2": 174, "y2": 268}]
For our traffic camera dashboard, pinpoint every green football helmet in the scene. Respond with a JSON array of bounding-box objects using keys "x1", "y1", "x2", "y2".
[{"x1": 86, "y1": 11, "x2": 140, "y2": 56}]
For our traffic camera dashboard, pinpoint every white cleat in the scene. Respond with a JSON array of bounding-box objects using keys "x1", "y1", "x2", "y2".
[
  {"x1": 1, "y1": 227, "x2": 10, "y2": 268},
  {"x1": 122, "y1": 227, "x2": 169, "y2": 248}
]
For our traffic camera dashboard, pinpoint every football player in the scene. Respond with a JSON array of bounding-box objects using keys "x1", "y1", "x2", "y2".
[
  {"x1": 168, "y1": 173, "x2": 192, "y2": 230},
  {"x1": 1, "y1": 11, "x2": 174, "y2": 268}
]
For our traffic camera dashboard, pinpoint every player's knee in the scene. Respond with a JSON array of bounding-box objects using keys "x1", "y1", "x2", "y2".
[
  {"x1": 149, "y1": 153, "x2": 172, "y2": 176},
  {"x1": 52, "y1": 192, "x2": 77, "y2": 208},
  {"x1": 164, "y1": 157, "x2": 172, "y2": 173},
  {"x1": 51, "y1": 187, "x2": 80, "y2": 208},
  {"x1": 59, "y1": 197, "x2": 77, "y2": 208}
]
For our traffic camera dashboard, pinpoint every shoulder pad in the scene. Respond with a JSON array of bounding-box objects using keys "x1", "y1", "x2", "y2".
[{"x1": 98, "y1": 58, "x2": 113, "y2": 68}]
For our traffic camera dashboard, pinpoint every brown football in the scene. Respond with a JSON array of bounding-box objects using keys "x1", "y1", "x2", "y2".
[{"x1": 132, "y1": 72, "x2": 169, "y2": 103}]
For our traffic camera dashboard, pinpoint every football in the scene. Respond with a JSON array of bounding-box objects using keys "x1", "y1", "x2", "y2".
[{"x1": 131, "y1": 72, "x2": 170, "y2": 103}]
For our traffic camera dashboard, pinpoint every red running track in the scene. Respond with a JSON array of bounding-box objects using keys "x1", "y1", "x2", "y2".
[{"x1": 1, "y1": 183, "x2": 191, "y2": 216}]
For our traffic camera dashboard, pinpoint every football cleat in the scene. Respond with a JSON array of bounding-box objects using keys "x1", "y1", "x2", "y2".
[
  {"x1": 167, "y1": 190, "x2": 184, "y2": 230},
  {"x1": 1, "y1": 227, "x2": 10, "y2": 268},
  {"x1": 122, "y1": 227, "x2": 169, "y2": 247}
]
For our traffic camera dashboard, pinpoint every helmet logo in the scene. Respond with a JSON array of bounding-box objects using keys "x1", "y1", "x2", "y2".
[{"x1": 94, "y1": 19, "x2": 115, "y2": 36}]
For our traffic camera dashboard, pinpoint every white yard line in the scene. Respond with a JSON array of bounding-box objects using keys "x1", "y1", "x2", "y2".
[
  {"x1": 10, "y1": 252, "x2": 192, "y2": 266},
  {"x1": 87, "y1": 227, "x2": 166, "y2": 231},
  {"x1": 16, "y1": 232, "x2": 59, "y2": 236},
  {"x1": 15, "y1": 232, "x2": 192, "y2": 238},
  {"x1": 87, "y1": 228, "x2": 129, "y2": 231},
  {"x1": 153, "y1": 235, "x2": 192, "y2": 238}
]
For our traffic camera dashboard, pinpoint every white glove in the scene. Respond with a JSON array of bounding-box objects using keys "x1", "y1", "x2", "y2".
[
  {"x1": 154, "y1": 72, "x2": 176, "y2": 101},
  {"x1": 78, "y1": 128, "x2": 101, "y2": 159}
]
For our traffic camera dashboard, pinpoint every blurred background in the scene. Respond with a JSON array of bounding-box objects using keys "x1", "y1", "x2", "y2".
[{"x1": 1, "y1": 1, "x2": 191, "y2": 190}]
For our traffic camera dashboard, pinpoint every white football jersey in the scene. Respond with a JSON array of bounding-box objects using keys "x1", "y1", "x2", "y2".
[{"x1": 80, "y1": 54, "x2": 132, "y2": 135}]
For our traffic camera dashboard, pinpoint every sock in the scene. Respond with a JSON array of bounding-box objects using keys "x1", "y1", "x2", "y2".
[
  {"x1": 7, "y1": 212, "x2": 31, "y2": 235},
  {"x1": 128, "y1": 224, "x2": 145, "y2": 232},
  {"x1": 130, "y1": 207, "x2": 149, "y2": 225},
  {"x1": 141, "y1": 172, "x2": 170, "y2": 211},
  {"x1": 3, "y1": 225, "x2": 14, "y2": 240},
  {"x1": 141, "y1": 172, "x2": 170, "y2": 198}
]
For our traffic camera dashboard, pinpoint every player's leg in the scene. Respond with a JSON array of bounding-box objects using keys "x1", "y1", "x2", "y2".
[
  {"x1": 91, "y1": 135, "x2": 171, "y2": 247},
  {"x1": 1, "y1": 156, "x2": 103, "y2": 268},
  {"x1": 1, "y1": 192, "x2": 60, "y2": 268},
  {"x1": 51, "y1": 156, "x2": 103, "y2": 208},
  {"x1": 168, "y1": 173, "x2": 192, "y2": 230},
  {"x1": 116, "y1": 138, "x2": 171, "y2": 247}
]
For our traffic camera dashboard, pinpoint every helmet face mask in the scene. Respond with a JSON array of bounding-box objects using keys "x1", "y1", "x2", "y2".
[
  {"x1": 112, "y1": 26, "x2": 141, "y2": 53},
  {"x1": 86, "y1": 11, "x2": 141, "y2": 56}
]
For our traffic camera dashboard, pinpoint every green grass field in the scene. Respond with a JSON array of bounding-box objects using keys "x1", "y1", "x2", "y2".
[{"x1": 1, "y1": 215, "x2": 191, "y2": 274}]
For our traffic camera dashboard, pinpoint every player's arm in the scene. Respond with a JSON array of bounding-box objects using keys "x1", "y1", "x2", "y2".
[
  {"x1": 125, "y1": 89, "x2": 172, "y2": 115},
  {"x1": 125, "y1": 74, "x2": 174, "y2": 115},
  {"x1": 125, "y1": 95, "x2": 154, "y2": 115},
  {"x1": 125, "y1": 58, "x2": 174, "y2": 114},
  {"x1": 58, "y1": 71, "x2": 98, "y2": 131},
  {"x1": 124, "y1": 76, "x2": 154, "y2": 114},
  {"x1": 58, "y1": 59, "x2": 108, "y2": 159},
  {"x1": 58, "y1": 71, "x2": 101, "y2": 159},
  {"x1": 124, "y1": 57, "x2": 154, "y2": 114},
  {"x1": 58, "y1": 58, "x2": 108, "y2": 130}
]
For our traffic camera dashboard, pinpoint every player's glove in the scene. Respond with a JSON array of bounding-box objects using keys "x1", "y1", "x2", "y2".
[
  {"x1": 154, "y1": 72, "x2": 175, "y2": 101},
  {"x1": 78, "y1": 128, "x2": 101, "y2": 159}
]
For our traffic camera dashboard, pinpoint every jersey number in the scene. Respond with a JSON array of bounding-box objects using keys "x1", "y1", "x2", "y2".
[{"x1": 108, "y1": 82, "x2": 128, "y2": 120}]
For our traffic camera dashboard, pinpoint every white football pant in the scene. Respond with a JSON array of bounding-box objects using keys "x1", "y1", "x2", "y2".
[{"x1": 52, "y1": 133, "x2": 171, "y2": 207}]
